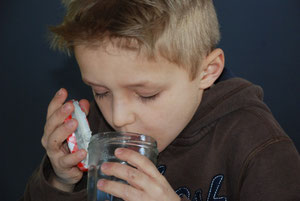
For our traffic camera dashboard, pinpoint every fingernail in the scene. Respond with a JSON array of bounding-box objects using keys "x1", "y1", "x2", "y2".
[
  {"x1": 97, "y1": 179, "x2": 105, "y2": 188},
  {"x1": 66, "y1": 119, "x2": 75, "y2": 128},
  {"x1": 56, "y1": 88, "x2": 63, "y2": 96},
  {"x1": 62, "y1": 103, "x2": 72, "y2": 113},
  {"x1": 115, "y1": 148, "x2": 124, "y2": 155}
]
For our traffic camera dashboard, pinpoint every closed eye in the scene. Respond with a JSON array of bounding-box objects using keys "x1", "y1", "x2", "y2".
[
  {"x1": 138, "y1": 93, "x2": 159, "y2": 103},
  {"x1": 94, "y1": 91, "x2": 109, "y2": 99}
]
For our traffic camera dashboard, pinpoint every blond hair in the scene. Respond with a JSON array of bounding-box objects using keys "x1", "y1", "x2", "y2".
[{"x1": 50, "y1": 0, "x2": 220, "y2": 79}]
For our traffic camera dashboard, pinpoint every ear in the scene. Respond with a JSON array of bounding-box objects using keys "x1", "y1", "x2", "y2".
[{"x1": 198, "y1": 48, "x2": 225, "y2": 89}]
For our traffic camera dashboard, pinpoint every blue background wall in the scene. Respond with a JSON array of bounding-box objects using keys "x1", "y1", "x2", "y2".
[{"x1": 1, "y1": 1, "x2": 299, "y2": 200}]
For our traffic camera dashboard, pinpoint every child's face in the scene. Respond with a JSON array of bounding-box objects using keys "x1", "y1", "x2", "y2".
[{"x1": 75, "y1": 43, "x2": 204, "y2": 152}]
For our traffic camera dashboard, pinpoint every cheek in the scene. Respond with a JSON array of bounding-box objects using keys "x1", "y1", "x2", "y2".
[
  {"x1": 138, "y1": 103, "x2": 182, "y2": 137},
  {"x1": 148, "y1": 89, "x2": 201, "y2": 132}
]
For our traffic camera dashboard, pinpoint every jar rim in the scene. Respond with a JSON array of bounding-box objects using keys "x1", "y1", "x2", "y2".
[{"x1": 90, "y1": 131, "x2": 157, "y2": 146}]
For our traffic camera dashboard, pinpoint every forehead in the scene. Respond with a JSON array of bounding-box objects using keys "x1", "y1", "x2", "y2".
[
  {"x1": 74, "y1": 43, "x2": 191, "y2": 87},
  {"x1": 74, "y1": 37, "x2": 199, "y2": 79}
]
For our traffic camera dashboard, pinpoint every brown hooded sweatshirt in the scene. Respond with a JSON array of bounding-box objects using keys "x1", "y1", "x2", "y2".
[{"x1": 20, "y1": 78, "x2": 300, "y2": 201}]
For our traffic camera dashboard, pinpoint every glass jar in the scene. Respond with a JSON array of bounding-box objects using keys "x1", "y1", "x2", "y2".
[{"x1": 87, "y1": 131, "x2": 158, "y2": 201}]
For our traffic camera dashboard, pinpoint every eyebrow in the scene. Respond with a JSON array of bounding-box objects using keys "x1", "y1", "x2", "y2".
[
  {"x1": 126, "y1": 82, "x2": 155, "y2": 88},
  {"x1": 83, "y1": 79, "x2": 159, "y2": 89}
]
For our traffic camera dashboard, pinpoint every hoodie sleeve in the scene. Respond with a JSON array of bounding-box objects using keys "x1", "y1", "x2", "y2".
[
  {"x1": 238, "y1": 137, "x2": 300, "y2": 201},
  {"x1": 19, "y1": 155, "x2": 87, "y2": 201}
]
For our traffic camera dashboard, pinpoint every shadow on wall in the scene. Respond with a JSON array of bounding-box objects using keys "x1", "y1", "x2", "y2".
[{"x1": 50, "y1": 56, "x2": 94, "y2": 101}]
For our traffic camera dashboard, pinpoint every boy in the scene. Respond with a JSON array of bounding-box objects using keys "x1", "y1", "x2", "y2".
[{"x1": 21, "y1": 0, "x2": 300, "y2": 201}]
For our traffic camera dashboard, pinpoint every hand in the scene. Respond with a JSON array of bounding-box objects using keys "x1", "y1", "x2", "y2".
[
  {"x1": 41, "y1": 88, "x2": 90, "y2": 192},
  {"x1": 97, "y1": 148, "x2": 180, "y2": 201}
]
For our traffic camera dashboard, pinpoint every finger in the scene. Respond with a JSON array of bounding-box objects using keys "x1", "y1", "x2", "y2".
[
  {"x1": 79, "y1": 99, "x2": 90, "y2": 116},
  {"x1": 58, "y1": 149, "x2": 87, "y2": 169},
  {"x1": 46, "y1": 118, "x2": 78, "y2": 152},
  {"x1": 114, "y1": 148, "x2": 160, "y2": 179},
  {"x1": 101, "y1": 162, "x2": 154, "y2": 190},
  {"x1": 47, "y1": 88, "x2": 68, "y2": 120},
  {"x1": 42, "y1": 102, "x2": 74, "y2": 148},
  {"x1": 97, "y1": 179, "x2": 145, "y2": 201},
  {"x1": 50, "y1": 155, "x2": 85, "y2": 185}
]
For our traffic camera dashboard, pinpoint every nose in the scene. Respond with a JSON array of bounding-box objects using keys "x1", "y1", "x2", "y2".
[{"x1": 111, "y1": 97, "x2": 135, "y2": 129}]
